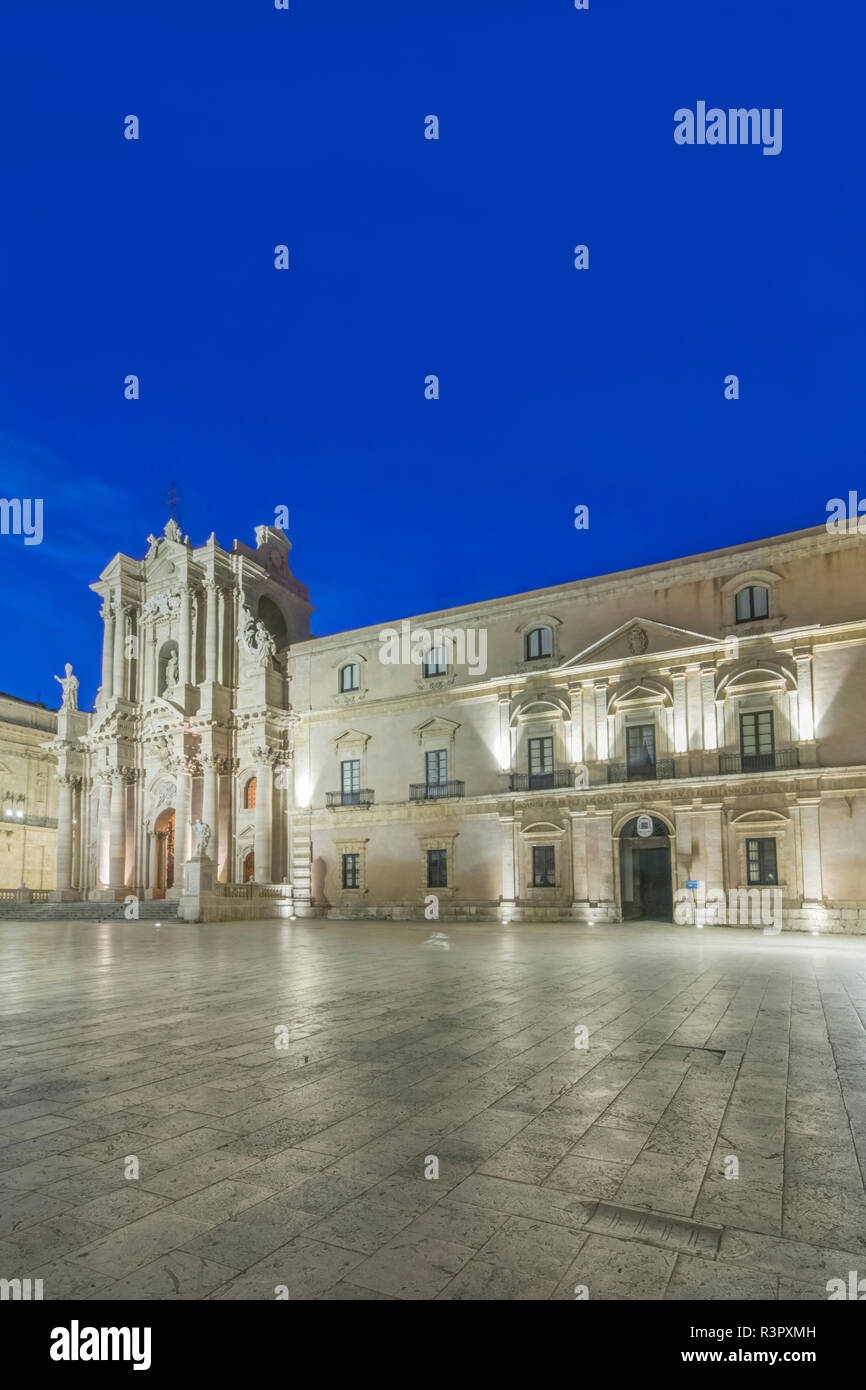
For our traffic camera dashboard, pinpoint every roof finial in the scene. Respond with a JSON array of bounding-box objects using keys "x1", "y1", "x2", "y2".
[{"x1": 164, "y1": 480, "x2": 182, "y2": 522}]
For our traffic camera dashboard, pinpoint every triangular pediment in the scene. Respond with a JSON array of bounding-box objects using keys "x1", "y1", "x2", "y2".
[
  {"x1": 414, "y1": 716, "x2": 460, "y2": 739},
  {"x1": 563, "y1": 618, "x2": 719, "y2": 669}
]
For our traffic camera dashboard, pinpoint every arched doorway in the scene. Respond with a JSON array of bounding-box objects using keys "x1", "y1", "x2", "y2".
[
  {"x1": 620, "y1": 814, "x2": 672, "y2": 921},
  {"x1": 154, "y1": 806, "x2": 175, "y2": 895},
  {"x1": 242, "y1": 850, "x2": 255, "y2": 883}
]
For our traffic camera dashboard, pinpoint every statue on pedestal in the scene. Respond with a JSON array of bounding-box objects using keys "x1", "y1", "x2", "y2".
[
  {"x1": 54, "y1": 662, "x2": 79, "y2": 710},
  {"x1": 191, "y1": 819, "x2": 211, "y2": 858}
]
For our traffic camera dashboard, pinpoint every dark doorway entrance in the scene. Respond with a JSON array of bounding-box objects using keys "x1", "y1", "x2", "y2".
[{"x1": 619, "y1": 815, "x2": 673, "y2": 921}]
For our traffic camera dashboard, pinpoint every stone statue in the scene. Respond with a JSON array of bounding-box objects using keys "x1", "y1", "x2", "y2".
[
  {"x1": 191, "y1": 819, "x2": 211, "y2": 857},
  {"x1": 573, "y1": 764, "x2": 589, "y2": 789},
  {"x1": 237, "y1": 600, "x2": 277, "y2": 668},
  {"x1": 255, "y1": 619, "x2": 276, "y2": 662},
  {"x1": 54, "y1": 662, "x2": 79, "y2": 710},
  {"x1": 165, "y1": 650, "x2": 179, "y2": 689}
]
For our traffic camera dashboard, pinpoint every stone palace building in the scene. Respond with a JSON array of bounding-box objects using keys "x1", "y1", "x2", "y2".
[
  {"x1": 0, "y1": 692, "x2": 57, "y2": 890},
  {"x1": 47, "y1": 516, "x2": 866, "y2": 932}
]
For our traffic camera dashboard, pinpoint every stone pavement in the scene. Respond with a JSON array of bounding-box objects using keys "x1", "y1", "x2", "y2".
[{"x1": 0, "y1": 918, "x2": 865, "y2": 1301}]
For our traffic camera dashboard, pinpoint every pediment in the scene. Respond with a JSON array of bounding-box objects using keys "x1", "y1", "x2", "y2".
[
  {"x1": 414, "y1": 716, "x2": 460, "y2": 740},
  {"x1": 563, "y1": 618, "x2": 719, "y2": 669},
  {"x1": 332, "y1": 728, "x2": 371, "y2": 749}
]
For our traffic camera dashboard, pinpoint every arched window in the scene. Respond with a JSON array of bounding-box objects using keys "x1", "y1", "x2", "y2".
[
  {"x1": 339, "y1": 663, "x2": 359, "y2": 692},
  {"x1": 244, "y1": 776, "x2": 257, "y2": 809},
  {"x1": 735, "y1": 586, "x2": 769, "y2": 623},
  {"x1": 525, "y1": 627, "x2": 553, "y2": 661},
  {"x1": 424, "y1": 646, "x2": 448, "y2": 678}
]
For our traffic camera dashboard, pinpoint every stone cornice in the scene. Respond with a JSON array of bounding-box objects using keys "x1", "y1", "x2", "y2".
[{"x1": 288, "y1": 525, "x2": 860, "y2": 657}]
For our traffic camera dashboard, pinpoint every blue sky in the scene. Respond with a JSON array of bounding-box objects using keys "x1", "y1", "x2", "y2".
[{"x1": 1, "y1": 1, "x2": 863, "y2": 708}]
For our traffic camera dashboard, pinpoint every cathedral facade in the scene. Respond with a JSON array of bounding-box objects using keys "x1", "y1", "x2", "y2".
[{"x1": 51, "y1": 518, "x2": 866, "y2": 933}]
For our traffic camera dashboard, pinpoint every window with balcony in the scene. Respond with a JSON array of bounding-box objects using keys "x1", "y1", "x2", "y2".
[
  {"x1": 626, "y1": 724, "x2": 656, "y2": 780},
  {"x1": 426, "y1": 749, "x2": 447, "y2": 785},
  {"x1": 339, "y1": 663, "x2": 359, "y2": 693},
  {"x1": 525, "y1": 626, "x2": 553, "y2": 661},
  {"x1": 532, "y1": 844, "x2": 556, "y2": 887},
  {"x1": 427, "y1": 848, "x2": 448, "y2": 889},
  {"x1": 342, "y1": 852, "x2": 360, "y2": 889},
  {"x1": 740, "y1": 711, "x2": 774, "y2": 771},
  {"x1": 746, "y1": 837, "x2": 778, "y2": 885},
  {"x1": 528, "y1": 736, "x2": 554, "y2": 789},
  {"x1": 735, "y1": 585, "x2": 769, "y2": 623},
  {"x1": 340, "y1": 758, "x2": 361, "y2": 805}
]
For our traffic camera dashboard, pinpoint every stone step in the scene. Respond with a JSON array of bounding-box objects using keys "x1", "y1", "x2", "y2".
[{"x1": 0, "y1": 900, "x2": 178, "y2": 922}]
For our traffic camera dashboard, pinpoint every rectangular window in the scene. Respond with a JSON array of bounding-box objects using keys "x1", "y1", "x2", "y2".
[
  {"x1": 740, "y1": 711, "x2": 774, "y2": 770},
  {"x1": 341, "y1": 758, "x2": 361, "y2": 804},
  {"x1": 746, "y1": 838, "x2": 778, "y2": 886},
  {"x1": 528, "y1": 736, "x2": 553, "y2": 788},
  {"x1": 736, "y1": 586, "x2": 769, "y2": 622},
  {"x1": 532, "y1": 844, "x2": 556, "y2": 887},
  {"x1": 424, "y1": 646, "x2": 447, "y2": 677},
  {"x1": 425, "y1": 749, "x2": 447, "y2": 786},
  {"x1": 626, "y1": 724, "x2": 656, "y2": 778},
  {"x1": 341, "y1": 853, "x2": 360, "y2": 889},
  {"x1": 526, "y1": 627, "x2": 552, "y2": 660},
  {"x1": 427, "y1": 848, "x2": 447, "y2": 888}
]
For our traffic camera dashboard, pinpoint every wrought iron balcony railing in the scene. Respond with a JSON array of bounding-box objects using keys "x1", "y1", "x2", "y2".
[
  {"x1": 607, "y1": 759, "x2": 676, "y2": 784},
  {"x1": 326, "y1": 789, "x2": 375, "y2": 809},
  {"x1": 719, "y1": 748, "x2": 799, "y2": 774},
  {"x1": 509, "y1": 770, "x2": 573, "y2": 792},
  {"x1": 409, "y1": 781, "x2": 465, "y2": 801}
]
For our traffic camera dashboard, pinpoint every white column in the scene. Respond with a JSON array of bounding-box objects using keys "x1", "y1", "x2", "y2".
[
  {"x1": 569, "y1": 687, "x2": 583, "y2": 763},
  {"x1": 499, "y1": 814, "x2": 517, "y2": 904},
  {"x1": 587, "y1": 813, "x2": 614, "y2": 905},
  {"x1": 674, "y1": 807, "x2": 693, "y2": 892},
  {"x1": 179, "y1": 587, "x2": 192, "y2": 686},
  {"x1": 147, "y1": 828, "x2": 157, "y2": 892},
  {"x1": 672, "y1": 669, "x2": 688, "y2": 754},
  {"x1": 700, "y1": 664, "x2": 717, "y2": 750},
  {"x1": 202, "y1": 755, "x2": 219, "y2": 863},
  {"x1": 570, "y1": 811, "x2": 588, "y2": 903},
  {"x1": 798, "y1": 798, "x2": 823, "y2": 902},
  {"x1": 56, "y1": 774, "x2": 76, "y2": 891},
  {"x1": 701, "y1": 803, "x2": 724, "y2": 895},
  {"x1": 582, "y1": 682, "x2": 597, "y2": 762},
  {"x1": 205, "y1": 580, "x2": 218, "y2": 683},
  {"x1": 108, "y1": 770, "x2": 126, "y2": 889},
  {"x1": 128, "y1": 608, "x2": 139, "y2": 703},
  {"x1": 217, "y1": 587, "x2": 227, "y2": 685},
  {"x1": 253, "y1": 751, "x2": 273, "y2": 883},
  {"x1": 594, "y1": 683, "x2": 609, "y2": 761},
  {"x1": 498, "y1": 696, "x2": 511, "y2": 771},
  {"x1": 795, "y1": 651, "x2": 815, "y2": 742},
  {"x1": 174, "y1": 762, "x2": 190, "y2": 889},
  {"x1": 101, "y1": 602, "x2": 115, "y2": 701},
  {"x1": 112, "y1": 602, "x2": 126, "y2": 701},
  {"x1": 79, "y1": 776, "x2": 92, "y2": 892}
]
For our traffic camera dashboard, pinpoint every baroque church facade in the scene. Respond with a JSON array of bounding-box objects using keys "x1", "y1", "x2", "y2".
[{"x1": 49, "y1": 517, "x2": 866, "y2": 933}]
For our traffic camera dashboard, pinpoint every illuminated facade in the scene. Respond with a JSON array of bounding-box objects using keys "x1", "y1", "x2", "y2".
[{"x1": 52, "y1": 519, "x2": 866, "y2": 932}]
